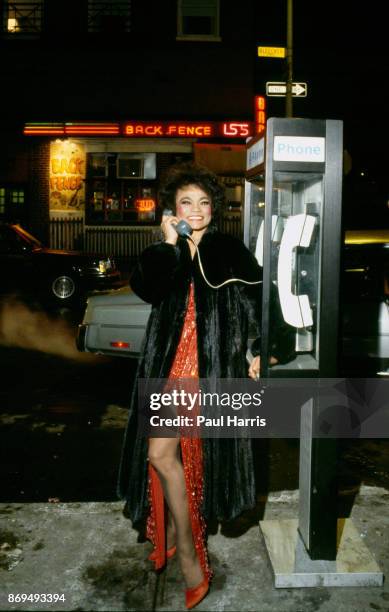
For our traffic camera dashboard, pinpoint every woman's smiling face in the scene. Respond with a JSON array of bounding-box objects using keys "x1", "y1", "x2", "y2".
[{"x1": 175, "y1": 184, "x2": 212, "y2": 234}]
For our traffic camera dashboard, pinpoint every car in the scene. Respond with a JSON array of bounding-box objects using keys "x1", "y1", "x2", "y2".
[
  {"x1": 76, "y1": 230, "x2": 389, "y2": 376},
  {"x1": 341, "y1": 229, "x2": 389, "y2": 376},
  {"x1": 76, "y1": 285, "x2": 151, "y2": 357},
  {"x1": 0, "y1": 223, "x2": 124, "y2": 306}
]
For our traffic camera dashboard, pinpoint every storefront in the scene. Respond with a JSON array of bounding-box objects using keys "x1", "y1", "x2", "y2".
[
  {"x1": 46, "y1": 136, "x2": 192, "y2": 226},
  {"x1": 22, "y1": 119, "x2": 261, "y2": 252}
]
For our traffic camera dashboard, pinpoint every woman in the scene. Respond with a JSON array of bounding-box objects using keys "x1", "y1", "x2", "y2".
[{"x1": 117, "y1": 162, "x2": 262, "y2": 609}]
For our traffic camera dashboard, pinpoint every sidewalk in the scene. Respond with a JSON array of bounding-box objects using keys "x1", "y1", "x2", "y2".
[{"x1": 1, "y1": 486, "x2": 388, "y2": 612}]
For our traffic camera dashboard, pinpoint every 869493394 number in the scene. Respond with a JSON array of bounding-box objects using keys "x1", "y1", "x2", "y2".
[{"x1": 7, "y1": 594, "x2": 66, "y2": 603}]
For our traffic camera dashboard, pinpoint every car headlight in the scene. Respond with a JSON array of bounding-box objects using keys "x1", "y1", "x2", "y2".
[{"x1": 98, "y1": 258, "x2": 113, "y2": 274}]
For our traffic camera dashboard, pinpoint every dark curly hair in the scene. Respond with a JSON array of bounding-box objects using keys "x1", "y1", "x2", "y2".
[{"x1": 158, "y1": 162, "x2": 225, "y2": 225}]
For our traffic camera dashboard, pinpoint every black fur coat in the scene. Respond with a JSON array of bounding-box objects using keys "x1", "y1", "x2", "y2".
[{"x1": 117, "y1": 227, "x2": 263, "y2": 523}]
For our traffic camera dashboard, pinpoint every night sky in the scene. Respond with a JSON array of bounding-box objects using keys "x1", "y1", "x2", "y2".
[{"x1": 257, "y1": 1, "x2": 388, "y2": 198}]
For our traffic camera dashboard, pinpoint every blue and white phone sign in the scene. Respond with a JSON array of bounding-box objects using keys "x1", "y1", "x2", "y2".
[
  {"x1": 273, "y1": 136, "x2": 325, "y2": 162},
  {"x1": 247, "y1": 137, "x2": 265, "y2": 171}
]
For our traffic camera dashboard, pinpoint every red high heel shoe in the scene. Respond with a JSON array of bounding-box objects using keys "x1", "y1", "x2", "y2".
[
  {"x1": 185, "y1": 576, "x2": 209, "y2": 610},
  {"x1": 148, "y1": 545, "x2": 176, "y2": 562}
]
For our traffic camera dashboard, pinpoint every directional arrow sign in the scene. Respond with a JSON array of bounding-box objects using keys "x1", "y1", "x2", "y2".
[{"x1": 266, "y1": 82, "x2": 308, "y2": 97}]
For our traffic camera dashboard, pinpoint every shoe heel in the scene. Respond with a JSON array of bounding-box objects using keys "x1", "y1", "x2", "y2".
[{"x1": 185, "y1": 576, "x2": 209, "y2": 609}]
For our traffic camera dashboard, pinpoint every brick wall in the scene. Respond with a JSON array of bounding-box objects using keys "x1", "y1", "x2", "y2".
[{"x1": 29, "y1": 140, "x2": 50, "y2": 244}]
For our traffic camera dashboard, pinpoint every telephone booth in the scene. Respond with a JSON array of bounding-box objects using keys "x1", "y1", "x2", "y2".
[{"x1": 244, "y1": 118, "x2": 383, "y2": 587}]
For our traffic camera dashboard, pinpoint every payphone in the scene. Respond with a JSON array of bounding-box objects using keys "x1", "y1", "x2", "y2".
[
  {"x1": 245, "y1": 118, "x2": 383, "y2": 586},
  {"x1": 245, "y1": 118, "x2": 342, "y2": 377}
]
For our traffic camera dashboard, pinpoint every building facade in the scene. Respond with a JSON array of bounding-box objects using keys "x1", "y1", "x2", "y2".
[{"x1": 0, "y1": 0, "x2": 264, "y2": 252}]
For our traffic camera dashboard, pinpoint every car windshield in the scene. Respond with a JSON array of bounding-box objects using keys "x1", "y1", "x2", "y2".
[{"x1": 12, "y1": 225, "x2": 43, "y2": 248}]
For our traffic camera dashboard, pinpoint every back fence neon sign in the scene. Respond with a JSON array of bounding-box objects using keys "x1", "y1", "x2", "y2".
[
  {"x1": 124, "y1": 122, "x2": 252, "y2": 138},
  {"x1": 23, "y1": 122, "x2": 253, "y2": 138}
]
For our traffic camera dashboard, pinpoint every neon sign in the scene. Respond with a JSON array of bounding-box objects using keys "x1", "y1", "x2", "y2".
[
  {"x1": 221, "y1": 122, "x2": 250, "y2": 137},
  {"x1": 65, "y1": 123, "x2": 120, "y2": 135},
  {"x1": 136, "y1": 198, "x2": 156, "y2": 212},
  {"x1": 124, "y1": 122, "x2": 252, "y2": 138},
  {"x1": 24, "y1": 123, "x2": 65, "y2": 135},
  {"x1": 24, "y1": 121, "x2": 253, "y2": 138},
  {"x1": 254, "y1": 96, "x2": 266, "y2": 134},
  {"x1": 24, "y1": 123, "x2": 120, "y2": 136},
  {"x1": 125, "y1": 123, "x2": 213, "y2": 137}
]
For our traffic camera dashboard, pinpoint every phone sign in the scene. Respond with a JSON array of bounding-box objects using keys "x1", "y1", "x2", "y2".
[
  {"x1": 247, "y1": 137, "x2": 265, "y2": 171},
  {"x1": 274, "y1": 136, "x2": 325, "y2": 162}
]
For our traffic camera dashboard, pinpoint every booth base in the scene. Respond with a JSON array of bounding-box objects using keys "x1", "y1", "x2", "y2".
[{"x1": 259, "y1": 518, "x2": 384, "y2": 588}]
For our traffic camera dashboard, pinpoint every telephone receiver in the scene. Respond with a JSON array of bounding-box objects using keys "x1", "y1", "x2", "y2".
[
  {"x1": 163, "y1": 209, "x2": 193, "y2": 237},
  {"x1": 277, "y1": 213, "x2": 315, "y2": 328}
]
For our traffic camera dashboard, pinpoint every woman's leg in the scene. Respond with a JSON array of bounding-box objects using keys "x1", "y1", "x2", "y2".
[
  {"x1": 148, "y1": 437, "x2": 203, "y2": 588},
  {"x1": 166, "y1": 507, "x2": 176, "y2": 549}
]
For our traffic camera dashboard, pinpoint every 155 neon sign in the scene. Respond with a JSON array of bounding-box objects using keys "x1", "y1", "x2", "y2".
[{"x1": 221, "y1": 123, "x2": 251, "y2": 137}]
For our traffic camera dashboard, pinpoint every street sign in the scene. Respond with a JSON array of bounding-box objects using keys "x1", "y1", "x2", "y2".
[
  {"x1": 258, "y1": 46, "x2": 286, "y2": 58},
  {"x1": 266, "y1": 82, "x2": 308, "y2": 97}
]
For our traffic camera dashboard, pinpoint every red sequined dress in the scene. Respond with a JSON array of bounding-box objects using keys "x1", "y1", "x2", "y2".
[{"x1": 146, "y1": 283, "x2": 212, "y2": 580}]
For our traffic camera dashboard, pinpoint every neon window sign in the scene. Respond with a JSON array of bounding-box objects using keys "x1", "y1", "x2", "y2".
[{"x1": 135, "y1": 199, "x2": 156, "y2": 212}]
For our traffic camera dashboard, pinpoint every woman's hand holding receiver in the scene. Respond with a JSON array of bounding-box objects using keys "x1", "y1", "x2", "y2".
[{"x1": 161, "y1": 213, "x2": 180, "y2": 245}]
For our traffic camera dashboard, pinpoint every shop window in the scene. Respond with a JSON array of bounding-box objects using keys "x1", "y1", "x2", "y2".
[
  {"x1": 117, "y1": 153, "x2": 156, "y2": 179},
  {"x1": 3, "y1": 1, "x2": 43, "y2": 35},
  {"x1": 88, "y1": 0, "x2": 131, "y2": 33},
  {"x1": 177, "y1": 0, "x2": 220, "y2": 41},
  {"x1": 85, "y1": 153, "x2": 157, "y2": 224},
  {"x1": 117, "y1": 156, "x2": 143, "y2": 179},
  {"x1": 88, "y1": 154, "x2": 108, "y2": 177}
]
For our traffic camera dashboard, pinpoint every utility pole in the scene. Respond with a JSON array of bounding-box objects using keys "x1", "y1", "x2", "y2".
[{"x1": 285, "y1": 0, "x2": 293, "y2": 117}]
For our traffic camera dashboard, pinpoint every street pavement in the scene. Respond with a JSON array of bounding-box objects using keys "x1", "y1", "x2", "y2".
[
  {"x1": 1, "y1": 304, "x2": 389, "y2": 611},
  {"x1": 1, "y1": 486, "x2": 389, "y2": 612}
]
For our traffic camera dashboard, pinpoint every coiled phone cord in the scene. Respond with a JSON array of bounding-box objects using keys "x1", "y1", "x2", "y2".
[
  {"x1": 163, "y1": 209, "x2": 262, "y2": 290},
  {"x1": 187, "y1": 234, "x2": 263, "y2": 290}
]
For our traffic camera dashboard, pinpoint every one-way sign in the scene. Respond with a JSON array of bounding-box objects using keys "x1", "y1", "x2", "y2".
[{"x1": 266, "y1": 82, "x2": 308, "y2": 97}]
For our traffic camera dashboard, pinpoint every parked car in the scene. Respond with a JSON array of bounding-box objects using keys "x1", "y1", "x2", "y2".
[
  {"x1": 0, "y1": 223, "x2": 123, "y2": 306},
  {"x1": 76, "y1": 230, "x2": 389, "y2": 376},
  {"x1": 77, "y1": 285, "x2": 150, "y2": 357},
  {"x1": 341, "y1": 229, "x2": 389, "y2": 376}
]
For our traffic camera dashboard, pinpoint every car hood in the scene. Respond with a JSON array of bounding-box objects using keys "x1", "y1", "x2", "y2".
[
  {"x1": 86, "y1": 286, "x2": 147, "y2": 306},
  {"x1": 34, "y1": 247, "x2": 111, "y2": 263},
  {"x1": 41, "y1": 247, "x2": 86, "y2": 256}
]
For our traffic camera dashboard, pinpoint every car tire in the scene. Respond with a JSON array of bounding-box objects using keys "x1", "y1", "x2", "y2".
[{"x1": 51, "y1": 275, "x2": 77, "y2": 302}]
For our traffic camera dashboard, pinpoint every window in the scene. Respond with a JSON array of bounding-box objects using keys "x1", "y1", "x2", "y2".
[
  {"x1": 3, "y1": 1, "x2": 43, "y2": 34},
  {"x1": 85, "y1": 153, "x2": 157, "y2": 224},
  {"x1": 11, "y1": 189, "x2": 25, "y2": 204},
  {"x1": 88, "y1": 154, "x2": 108, "y2": 177},
  {"x1": 0, "y1": 186, "x2": 26, "y2": 220},
  {"x1": 117, "y1": 156, "x2": 143, "y2": 179},
  {"x1": 88, "y1": 0, "x2": 131, "y2": 33},
  {"x1": 0, "y1": 188, "x2": 5, "y2": 214},
  {"x1": 177, "y1": 0, "x2": 220, "y2": 41}
]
